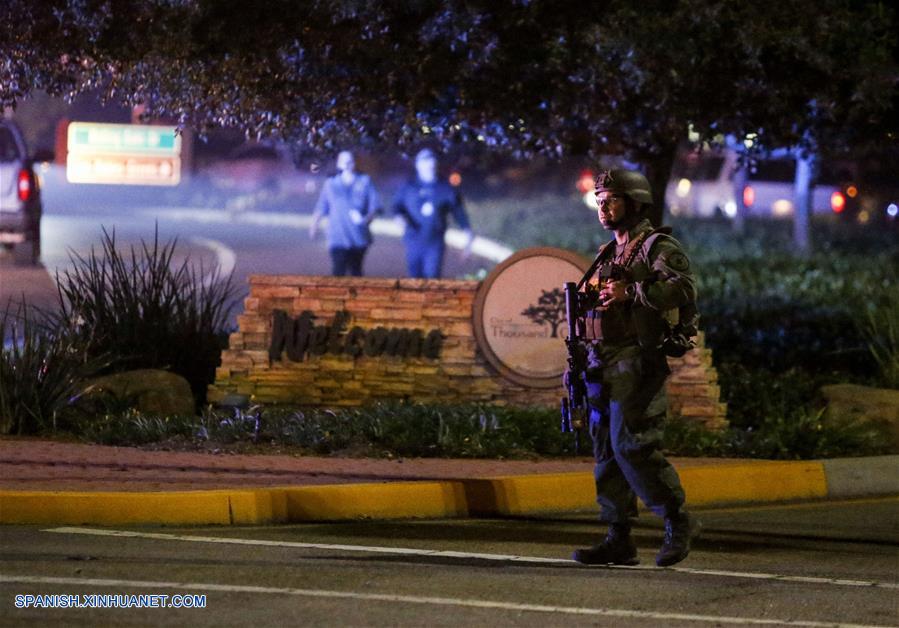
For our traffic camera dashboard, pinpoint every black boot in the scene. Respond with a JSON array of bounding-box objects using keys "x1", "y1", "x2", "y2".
[
  {"x1": 572, "y1": 523, "x2": 639, "y2": 566},
  {"x1": 655, "y1": 512, "x2": 701, "y2": 567}
]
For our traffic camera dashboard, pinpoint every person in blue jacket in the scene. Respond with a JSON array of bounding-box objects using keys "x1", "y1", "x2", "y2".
[
  {"x1": 309, "y1": 150, "x2": 380, "y2": 276},
  {"x1": 392, "y1": 148, "x2": 474, "y2": 279}
]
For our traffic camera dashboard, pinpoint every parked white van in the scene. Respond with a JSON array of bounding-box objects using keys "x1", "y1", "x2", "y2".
[{"x1": 665, "y1": 147, "x2": 844, "y2": 219}]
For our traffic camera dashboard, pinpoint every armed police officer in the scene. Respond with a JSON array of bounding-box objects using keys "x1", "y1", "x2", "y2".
[{"x1": 570, "y1": 168, "x2": 700, "y2": 568}]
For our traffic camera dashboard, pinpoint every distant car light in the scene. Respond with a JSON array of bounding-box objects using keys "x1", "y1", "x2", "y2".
[
  {"x1": 449, "y1": 171, "x2": 462, "y2": 187},
  {"x1": 576, "y1": 170, "x2": 594, "y2": 194},
  {"x1": 723, "y1": 200, "x2": 737, "y2": 218},
  {"x1": 772, "y1": 199, "x2": 793, "y2": 217},
  {"x1": 887, "y1": 203, "x2": 898, "y2": 219},
  {"x1": 742, "y1": 185, "x2": 755, "y2": 207},
  {"x1": 831, "y1": 191, "x2": 846, "y2": 213},
  {"x1": 17, "y1": 169, "x2": 32, "y2": 202},
  {"x1": 583, "y1": 190, "x2": 599, "y2": 211},
  {"x1": 676, "y1": 178, "x2": 691, "y2": 198},
  {"x1": 846, "y1": 185, "x2": 858, "y2": 198},
  {"x1": 857, "y1": 210, "x2": 871, "y2": 225}
]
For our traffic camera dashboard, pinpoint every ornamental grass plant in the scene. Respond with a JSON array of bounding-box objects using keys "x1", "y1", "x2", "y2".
[
  {"x1": 861, "y1": 291, "x2": 899, "y2": 389},
  {"x1": 0, "y1": 303, "x2": 107, "y2": 434},
  {"x1": 53, "y1": 227, "x2": 238, "y2": 408}
]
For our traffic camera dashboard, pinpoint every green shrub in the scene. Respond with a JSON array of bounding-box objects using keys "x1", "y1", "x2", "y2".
[
  {"x1": 74, "y1": 401, "x2": 578, "y2": 458},
  {"x1": 75, "y1": 411, "x2": 197, "y2": 445},
  {"x1": 0, "y1": 304, "x2": 106, "y2": 434},
  {"x1": 861, "y1": 292, "x2": 899, "y2": 389},
  {"x1": 727, "y1": 408, "x2": 891, "y2": 459},
  {"x1": 715, "y1": 364, "x2": 827, "y2": 431},
  {"x1": 661, "y1": 416, "x2": 728, "y2": 457},
  {"x1": 71, "y1": 398, "x2": 891, "y2": 460},
  {"x1": 661, "y1": 409, "x2": 892, "y2": 459},
  {"x1": 54, "y1": 227, "x2": 238, "y2": 408}
]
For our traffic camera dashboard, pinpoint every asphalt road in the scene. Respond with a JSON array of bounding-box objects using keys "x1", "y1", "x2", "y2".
[
  {"x1": 0, "y1": 206, "x2": 493, "y2": 326},
  {"x1": 2, "y1": 498, "x2": 897, "y2": 627}
]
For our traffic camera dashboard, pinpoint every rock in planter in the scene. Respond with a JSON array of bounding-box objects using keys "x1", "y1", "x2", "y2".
[
  {"x1": 820, "y1": 383, "x2": 899, "y2": 450},
  {"x1": 83, "y1": 369, "x2": 196, "y2": 417}
]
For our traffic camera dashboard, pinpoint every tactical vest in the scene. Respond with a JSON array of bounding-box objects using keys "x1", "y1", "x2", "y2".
[{"x1": 581, "y1": 227, "x2": 698, "y2": 356}]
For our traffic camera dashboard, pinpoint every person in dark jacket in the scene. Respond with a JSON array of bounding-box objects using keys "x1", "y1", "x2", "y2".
[{"x1": 392, "y1": 148, "x2": 473, "y2": 279}]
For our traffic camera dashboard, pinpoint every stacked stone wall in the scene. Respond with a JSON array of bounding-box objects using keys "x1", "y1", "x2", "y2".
[{"x1": 210, "y1": 275, "x2": 726, "y2": 428}]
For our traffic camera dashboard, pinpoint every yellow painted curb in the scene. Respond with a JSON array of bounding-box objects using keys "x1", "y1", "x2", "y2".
[
  {"x1": 0, "y1": 461, "x2": 832, "y2": 525},
  {"x1": 679, "y1": 461, "x2": 828, "y2": 506},
  {"x1": 279, "y1": 481, "x2": 468, "y2": 521},
  {"x1": 457, "y1": 461, "x2": 830, "y2": 516},
  {"x1": 0, "y1": 489, "x2": 288, "y2": 526},
  {"x1": 464, "y1": 473, "x2": 595, "y2": 516},
  {"x1": 0, "y1": 490, "x2": 230, "y2": 526},
  {"x1": 227, "y1": 490, "x2": 288, "y2": 525}
]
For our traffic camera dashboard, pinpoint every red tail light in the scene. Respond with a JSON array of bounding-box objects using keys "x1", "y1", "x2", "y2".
[
  {"x1": 742, "y1": 185, "x2": 755, "y2": 207},
  {"x1": 576, "y1": 169, "x2": 594, "y2": 194},
  {"x1": 831, "y1": 191, "x2": 846, "y2": 213},
  {"x1": 17, "y1": 169, "x2": 32, "y2": 202}
]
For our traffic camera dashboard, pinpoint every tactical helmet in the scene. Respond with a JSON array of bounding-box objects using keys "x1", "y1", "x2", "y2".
[{"x1": 594, "y1": 169, "x2": 653, "y2": 206}]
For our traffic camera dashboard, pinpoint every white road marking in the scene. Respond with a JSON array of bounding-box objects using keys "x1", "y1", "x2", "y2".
[
  {"x1": 45, "y1": 527, "x2": 898, "y2": 590},
  {"x1": 187, "y1": 236, "x2": 237, "y2": 283},
  {"x1": 444, "y1": 228, "x2": 514, "y2": 262},
  {"x1": 187, "y1": 236, "x2": 237, "y2": 286},
  {"x1": 1, "y1": 575, "x2": 891, "y2": 628}
]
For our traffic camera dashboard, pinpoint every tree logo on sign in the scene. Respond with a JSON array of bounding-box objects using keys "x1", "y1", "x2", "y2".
[{"x1": 520, "y1": 288, "x2": 566, "y2": 338}]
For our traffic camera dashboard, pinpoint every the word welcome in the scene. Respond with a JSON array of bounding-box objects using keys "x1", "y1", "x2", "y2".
[{"x1": 269, "y1": 310, "x2": 444, "y2": 362}]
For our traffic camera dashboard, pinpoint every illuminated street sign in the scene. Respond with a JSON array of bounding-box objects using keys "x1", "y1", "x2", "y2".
[{"x1": 66, "y1": 122, "x2": 182, "y2": 186}]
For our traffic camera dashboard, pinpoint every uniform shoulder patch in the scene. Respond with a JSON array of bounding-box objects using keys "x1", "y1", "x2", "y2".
[{"x1": 663, "y1": 251, "x2": 690, "y2": 272}]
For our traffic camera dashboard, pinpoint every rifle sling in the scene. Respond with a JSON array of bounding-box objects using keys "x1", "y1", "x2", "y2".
[{"x1": 576, "y1": 229, "x2": 654, "y2": 290}]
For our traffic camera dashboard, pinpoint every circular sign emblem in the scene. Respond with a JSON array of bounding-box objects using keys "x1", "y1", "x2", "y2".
[{"x1": 472, "y1": 247, "x2": 590, "y2": 388}]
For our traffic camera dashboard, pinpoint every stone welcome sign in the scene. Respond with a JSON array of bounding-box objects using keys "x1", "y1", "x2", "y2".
[{"x1": 210, "y1": 247, "x2": 727, "y2": 428}]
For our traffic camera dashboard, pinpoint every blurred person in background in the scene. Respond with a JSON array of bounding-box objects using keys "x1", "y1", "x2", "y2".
[
  {"x1": 392, "y1": 148, "x2": 473, "y2": 279},
  {"x1": 309, "y1": 150, "x2": 381, "y2": 276}
]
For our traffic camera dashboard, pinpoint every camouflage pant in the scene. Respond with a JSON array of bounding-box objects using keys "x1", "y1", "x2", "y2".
[{"x1": 585, "y1": 347, "x2": 686, "y2": 523}]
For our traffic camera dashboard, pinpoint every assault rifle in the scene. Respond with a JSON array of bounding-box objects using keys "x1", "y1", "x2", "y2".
[{"x1": 560, "y1": 281, "x2": 589, "y2": 453}]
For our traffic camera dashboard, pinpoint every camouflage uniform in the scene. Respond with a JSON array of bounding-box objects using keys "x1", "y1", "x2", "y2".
[
  {"x1": 571, "y1": 167, "x2": 701, "y2": 568},
  {"x1": 582, "y1": 217, "x2": 696, "y2": 524}
]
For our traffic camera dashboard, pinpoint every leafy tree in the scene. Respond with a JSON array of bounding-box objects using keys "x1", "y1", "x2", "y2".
[{"x1": 2, "y1": 0, "x2": 895, "y2": 229}]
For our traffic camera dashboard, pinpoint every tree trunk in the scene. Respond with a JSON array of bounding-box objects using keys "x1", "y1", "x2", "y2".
[
  {"x1": 644, "y1": 145, "x2": 678, "y2": 227},
  {"x1": 732, "y1": 161, "x2": 748, "y2": 234},
  {"x1": 793, "y1": 150, "x2": 815, "y2": 253}
]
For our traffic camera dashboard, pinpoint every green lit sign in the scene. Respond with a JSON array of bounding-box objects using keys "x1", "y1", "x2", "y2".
[{"x1": 66, "y1": 122, "x2": 182, "y2": 186}]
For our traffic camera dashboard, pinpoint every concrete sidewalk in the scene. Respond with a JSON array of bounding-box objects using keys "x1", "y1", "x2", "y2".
[{"x1": 1, "y1": 438, "x2": 896, "y2": 526}]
